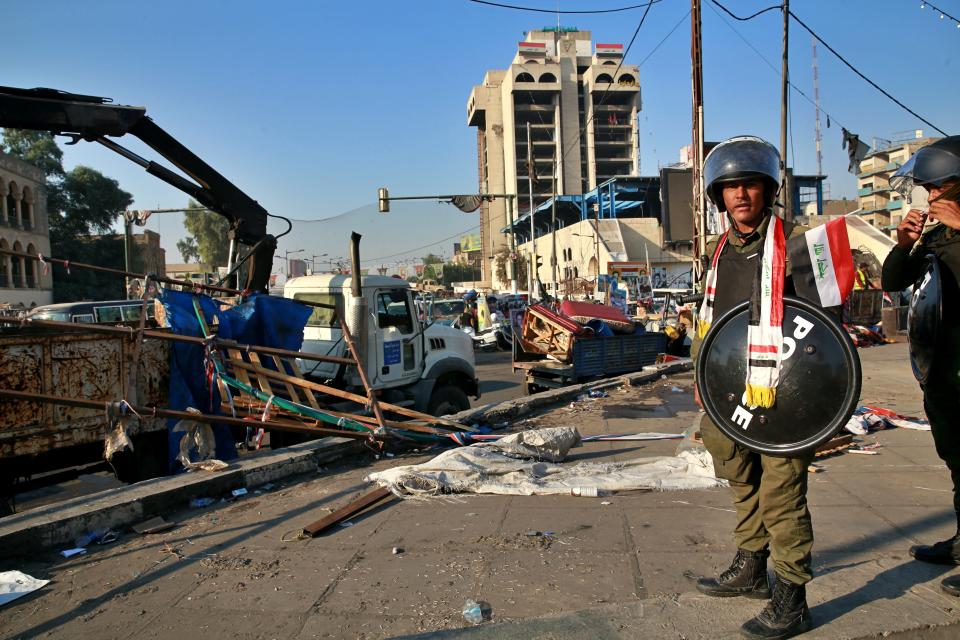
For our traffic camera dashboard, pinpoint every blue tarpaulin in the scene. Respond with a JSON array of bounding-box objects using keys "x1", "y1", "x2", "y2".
[{"x1": 160, "y1": 290, "x2": 312, "y2": 472}]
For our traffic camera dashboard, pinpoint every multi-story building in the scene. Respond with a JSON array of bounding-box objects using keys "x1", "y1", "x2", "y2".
[
  {"x1": 857, "y1": 135, "x2": 939, "y2": 236},
  {"x1": 467, "y1": 28, "x2": 640, "y2": 286},
  {"x1": 0, "y1": 150, "x2": 53, "y2": 309}
]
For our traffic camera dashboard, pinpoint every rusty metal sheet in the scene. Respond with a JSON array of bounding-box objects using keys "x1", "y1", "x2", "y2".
[{"x1": 0, "y1": 328, "x2": 170, "y2": 459}]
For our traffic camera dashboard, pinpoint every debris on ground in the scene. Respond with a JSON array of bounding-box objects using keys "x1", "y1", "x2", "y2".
[
  {"x1": 131, "y1": 516, "x2": 176, "y2": 535},
  {"x1": 844, "y1": 405, "x2": 930, "y2": 434},
  {"x1": 0, "y1": 571, "x2": 50, "y2": 608}
]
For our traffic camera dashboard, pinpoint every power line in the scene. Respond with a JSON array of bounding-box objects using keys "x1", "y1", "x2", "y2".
[
  {"x1": 704, "y1": 1, "x2": 850, "y2": 131},
  {"x1": 709, "y1": 0, "x2": 947, "y2": 135},
  {"x1": 467, "y1": 0, "x2": 663, "y2": 14},
  {"x1": 638, "y1": 8, "x2": 691, "y2": 67},
  {"x1": 919, "y1": 1, "x2": 960, "y2": 29},
  {"x1": 707, "y1": 1, "x2": 783, "y2": 21},
  {"x1": 361, "y1": 225, "x2": 481, "y2": 264},
  {"x1": 558, "y1": 0, "x2": 655, "y2": 170},
  {"x1": 789, "y1": 9, "x2": 947, "y2": 136}
]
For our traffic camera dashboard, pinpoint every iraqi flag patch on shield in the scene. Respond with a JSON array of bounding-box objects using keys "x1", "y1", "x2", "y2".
[{"x1": 787, "y1": 218, "x2": 855, "y2": 307}]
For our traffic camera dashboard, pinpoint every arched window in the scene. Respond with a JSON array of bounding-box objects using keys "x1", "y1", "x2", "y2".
[
  {"x1": 21, "y1": 186, "x2": 33, "y2": 230},
  {"x1": 595, "y1": 74, "x2": 614, "y2": 84},
  {"x1": 0, "y1": 239, "x2": 9, "y2": 287},
  {"x1": 524, "y1": 59, "x2": 540, "y2": 65},
  {"x1": 539, "y1": 73, "x2": 557, "y2": 83},
  {"x1": 5, "y1": 182, "x2": 17, "y2": 226},
  {"x1": 618, "y1": 74, "x2": 637, "y2": 86},
  {"x1": 602, "y1": 60, "x2": 617, "y2": 65},
  {"x1": 515, "y1": 72, "x2": 535, "y2": 83},
  {"x1": 11, "y1": 241, "x2": 23, "y2": 287},
  {"x1": 574, "y1": 266, "x2": 579, "y2": 278},
  {"x1": 26, "y1": 243, "x2": 37, "y2": 287}
]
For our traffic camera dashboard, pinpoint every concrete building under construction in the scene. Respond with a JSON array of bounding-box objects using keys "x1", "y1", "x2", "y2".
[{"x1": 467, "y1": 28, "x2": 641, "y2": 285}]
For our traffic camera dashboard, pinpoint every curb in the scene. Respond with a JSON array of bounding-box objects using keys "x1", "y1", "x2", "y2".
[
  {"x1": 0, "y1": 359, "x2": 692, "y2": 553},
  {"x1": 448, "y1": 359, "x2": 692, "y2": 426},
  {"x1": 0, "y1": 437, "x2": 362, "y2": 554}
]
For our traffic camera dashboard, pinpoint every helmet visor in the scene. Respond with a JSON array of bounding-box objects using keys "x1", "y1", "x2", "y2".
[{"x1": 889, "y1": 144, "x2": 960, "y2": 196}]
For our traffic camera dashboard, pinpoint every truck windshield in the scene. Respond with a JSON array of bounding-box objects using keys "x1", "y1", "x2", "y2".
[{"x1": 294, "y1": 292, "x2": 344, "y2": 327}]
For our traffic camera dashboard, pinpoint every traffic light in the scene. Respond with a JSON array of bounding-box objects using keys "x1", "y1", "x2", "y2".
[{"x1": 378, "y1": 187, "x2": 390, "y2": 213}]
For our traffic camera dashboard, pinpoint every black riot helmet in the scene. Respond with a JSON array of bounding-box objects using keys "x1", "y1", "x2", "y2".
[
  {"x1": 703, "y1": 136, "x2": 781, "y2": 212},
  {"x1": 889, "y1": 136, "x2": 960, "y2": 198}
]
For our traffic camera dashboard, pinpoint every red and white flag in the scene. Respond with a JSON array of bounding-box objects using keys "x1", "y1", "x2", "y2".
[{"x1": 786, "y1": 218, "x2": 855, "y2": 307}]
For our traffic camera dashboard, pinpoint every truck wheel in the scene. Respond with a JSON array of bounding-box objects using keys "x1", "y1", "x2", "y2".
[
  {"x1": 523, "y1": 381, "x2": 545, "y2": 395},
  {"x1": 428, "y1": 385, "x2": 470, "y2": 417}
]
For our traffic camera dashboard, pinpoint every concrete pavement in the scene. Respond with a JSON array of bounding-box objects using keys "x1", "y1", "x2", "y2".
[{"x1": 1, "y1": 342, "x2": 958, "y2": 639}]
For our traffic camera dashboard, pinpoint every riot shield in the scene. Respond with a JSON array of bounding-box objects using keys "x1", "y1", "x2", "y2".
[{"x1": 697, "y1": 296, "x2": 862, "y2": 456}]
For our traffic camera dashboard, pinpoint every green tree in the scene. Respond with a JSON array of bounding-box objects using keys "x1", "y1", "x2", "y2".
[
  {"x1": 176, "y1": 237, "x2": 200, "y2": 263},
  {"x1": 1, "y1": 129, "x2": 64, "y2": 178},
  {"x1": 182, "y1": 199, "x2": 229, "y2": 267},
  {"x1": 421, "y1": 253, "x2": 443, "y2": 281}
]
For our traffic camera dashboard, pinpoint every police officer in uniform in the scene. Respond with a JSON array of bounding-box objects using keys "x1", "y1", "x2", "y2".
[
  {"x1": 691, "y1": 137, "x2": 816, "y2": 639},
  {"x1": 881, "y1": 136, "x2": 960, "y2": 597}
]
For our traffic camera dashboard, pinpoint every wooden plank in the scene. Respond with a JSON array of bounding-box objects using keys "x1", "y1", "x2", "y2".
[
  {"x1": 226, "y1": 358, "x2": 467, "y2": 431},
  {"x1": 302, "y1": 487, "x2": 393, "y2": 537},
  {"x1": 282, "y1": 357, "x2": 321, "y2": 409}
]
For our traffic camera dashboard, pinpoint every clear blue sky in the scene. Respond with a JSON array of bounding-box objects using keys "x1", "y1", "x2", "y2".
[{"x1": 7, "y1": 0, "x2": 959, "y2": 271}]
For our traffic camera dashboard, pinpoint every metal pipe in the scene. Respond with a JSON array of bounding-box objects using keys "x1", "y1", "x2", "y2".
[
  {"x1": 0, "y1": 388, "x2": 376, "y2": 440},
  {"x1": 0, "y1": 316, "x2": 354, "y2": 365}
]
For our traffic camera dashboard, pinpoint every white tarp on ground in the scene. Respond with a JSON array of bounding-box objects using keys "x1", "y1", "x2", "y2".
[
  {"x1": 366, "y1": 427, "x2": 723, "y2": 497},
  {"x1": 0, "y1": 571, "x2": 49, "y2": 607}
]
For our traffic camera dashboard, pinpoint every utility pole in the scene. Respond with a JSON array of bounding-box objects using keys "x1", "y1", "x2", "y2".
[
  {"x1": 526, "y1": 122, "x2": 537, "y2": 296},
  {"x1": 550, "y1": 147, "x2": 559, "y2": 297},
  {"x1": 780, "y1": 0, "x2": 790, "y2": 203},
  {"x1": 812, "y1": 35, "x2": 823, "y2": 178},
  {"x1": 690, "y1": 0, "x2": 707, "y2": 283},
  {"x1": 507, "y1": 197, "x2": 518, "y2": 293}
]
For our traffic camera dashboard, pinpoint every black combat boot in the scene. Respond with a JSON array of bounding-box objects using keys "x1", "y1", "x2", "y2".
[
  {"x1": 740, "y1": 574, "x2": 812, "y2": 639},
  {"x1": 910, "y1": 514, "x2": 960, "y2": 565},
  {"x1": 941, "y1": 574, "x2": 960, "y2": 597},
  {"x1": 697, "y1": 548, "x2": 771, "y2": 599}
]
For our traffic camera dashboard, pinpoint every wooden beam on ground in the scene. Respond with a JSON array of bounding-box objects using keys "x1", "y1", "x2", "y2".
[{"x1": 301, "y1": 487, "x2": 394, "y2": 538}]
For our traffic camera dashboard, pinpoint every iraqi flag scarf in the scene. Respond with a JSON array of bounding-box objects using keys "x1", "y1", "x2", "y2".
[{"x1": 698, "y1": 215, "x2": 786, "y2": 409}]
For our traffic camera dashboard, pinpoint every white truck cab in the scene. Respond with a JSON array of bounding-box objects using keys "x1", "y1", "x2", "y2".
[{"x1": 284, "y1": 274, "x2": 478, "y2": 416}]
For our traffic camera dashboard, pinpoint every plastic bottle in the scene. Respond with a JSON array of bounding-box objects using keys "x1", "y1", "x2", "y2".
[{"x1": 462, "y1": 599, "x2": 483, "y2": 625}]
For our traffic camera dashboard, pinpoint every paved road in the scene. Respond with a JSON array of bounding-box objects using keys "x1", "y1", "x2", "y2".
[{"x1": 472, "y1": 350, "x2": 523, "y2": 408}]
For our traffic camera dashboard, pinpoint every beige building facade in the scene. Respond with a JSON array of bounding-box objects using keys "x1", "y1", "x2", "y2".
[
  {"x1": 857, "y1": 135, "x2": 939, "y2": 237},
  {"x1": 0, "y1": 150, "x2": 53, "y2": 309},
  {"x1": 467, "y1": 29, "x2": 641, "y2": 285}
]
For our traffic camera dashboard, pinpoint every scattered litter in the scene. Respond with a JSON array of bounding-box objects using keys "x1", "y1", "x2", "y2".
[
  {"x1": 259, "y1": 483, "x2": 275, "y2": 492},
  {"x1": 132, "y1": 516, "x2": 176, "y2": 535},
  {"x1": 525, "y1": 530, "x2": 541, "y2": 537},
  {"x1": 189, "y1": 497, "x2": 215, "y2": 508},
  {"x1": 672, "y1": 499, "x2": 735, "y2": 513},
  {"x1": 571, "y1": 486, "x2": 599, "y2": 498},
  {"x1": 808, "y1": 464, "x2": 825, "y2": 473},
  {"x1": 582, "y1": 433, "x2": 683, "y2": 442},
  {"x1": 0, "y1": 571, "x2": 50, "y2": 607},
  {"x1": 339, "y1": 521, "x2": 354, "y2": 528},
  {"x1": 73, "y1": 529, "x2": 118, "y2": 547},
  {"x1": 385, "y1": 452, "x2": 395, "y2": 458},
  {"x1": 392, "y1": 547, "x2": 404, "y2": 555},
  {"x1": 60, "y1": 548, "x2": 86, "y2": 558},
  {"x1": 914, "y1": 486, "x2": 953, "y2": 493},
  {"x1": 601, "y1": 501, "x2": 612, "y2": 506},
  {"x1": 670, "y1": 386, "x2": 684, "y2": 393},
  {"x1": 588, "y1": 390, "x2": 609, "y2": 398},
  {"x1": 462, "y1": 599, "x2": 489, "y2": 625},
  {"x1": 231, "y1": 488, "x2": 248, "y2": 498},
  {"x1": 847, "y1": 448, "x2": 880, "y2": 455},
  {"x1": 844, "y1": 406, "x2": 930, "y2": 435}
]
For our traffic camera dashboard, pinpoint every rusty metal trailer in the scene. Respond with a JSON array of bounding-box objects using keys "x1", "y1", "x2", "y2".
[{"x1": 0, "y1": 325, "x2": 171, "y2": 507}]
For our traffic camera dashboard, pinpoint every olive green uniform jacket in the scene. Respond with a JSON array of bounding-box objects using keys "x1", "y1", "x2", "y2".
[{"x1": 692, "y1": 215, "x2": 816, "y2": 585}]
